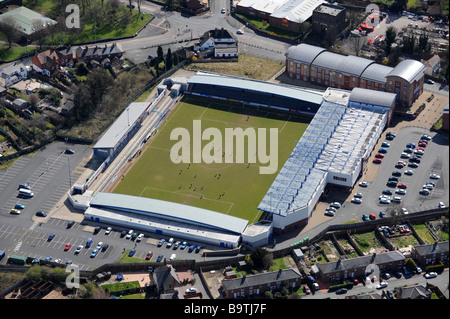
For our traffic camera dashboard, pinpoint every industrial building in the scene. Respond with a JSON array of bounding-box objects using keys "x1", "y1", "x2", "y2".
[
  {"x1": 285, "y1": 43, "x2": 426, "y2": 107},
  {"x1": 92, "y1": 102, "x2": 153, "y2": 161}
]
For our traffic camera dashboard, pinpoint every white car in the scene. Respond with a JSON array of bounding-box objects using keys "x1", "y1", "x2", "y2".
[
  {"x1": 392, "y1": 196, "x2": 402, "y2": 203},
  {"x1": 400, "y1": 153, "x2": 410, "y2": 159},
  {"x1": 424, "y1": 272, "x2": 437, "y2": 279},
  {"x1": 430, "y1": 174, "x2": 440, "y2": 179},
  {"x1": 324, "y1": 211, "x2": 335, "y2": 217},
  {"x1": 221, "y1": 7, "x2": 226, "y2": 13},
  {"x1": 96, "y1": 242, "x2": 103, "y2": 250},
  {"x1": 380, "y1": 198, "x2": 391, "y2": 204},
  {"x1": 136, "y1": 233, "x2": 144, "y2": 242},
  {"x1": 105, "y1": 227, "x2": 112, "y2": 235},
  {"x1": 414, "y1": 150, "x2": 424, "y2": 155},
  {"x1": 354, "y1": 193, "x2": 363, "y2": 198},
  {"x1": 186, "y1": 287, "x2": 198, "y2": 294},
  {"x1": 401, "y1": 208, "x2": 409, "y2": 214},
  {"x1": 236, "y1": 29, "x2": 244, "y2": 35},
  {"x1": 423, "y1": 183, "x2": 434, "y2": 190},
  {"x1": 421, "y1": 134, "x2": 432, "y2": 140},
  {"x1": 351, "y1": 197, "x2": 362, "y2": 204},
  {"x1": 376, "y1": 282, "x2": 388, "y2": 289},
  {"x1": 75, "y1": 245, "x2": 83, "y2": 254},
  {"x1": 404, "y1": 170, "x2": 414, "y2": 176},
  {"x1": 169, "y1": 253, "x2": 176, "y2": 261},
  {"x1": 126, "y1": 230, "x2": 133, "y2": 239},
  {"x1": 326, "y1": 207, "x2": 336, "y2": 212},
  {"x1": 359, "y1": 181, "x2": 369, "y2": 187},
  {"x1": 439, "y1": 202, "x2": 446, "y2": 208},
  {"x1": 330, "y1": 202, "x2": 341, "y2": 209}
]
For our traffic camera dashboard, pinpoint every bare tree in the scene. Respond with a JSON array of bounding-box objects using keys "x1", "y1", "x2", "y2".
[
  {"x1": 0, "y1": 16, "x2": 20, "y2": 48},
  {"x1": 349, "y1": 35, "x2": 365, "y2": 57}
]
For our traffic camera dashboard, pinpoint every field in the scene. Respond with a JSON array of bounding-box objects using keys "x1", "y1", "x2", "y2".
[{"x1": 113, "y1": 96, "x2": 309, "y2": 223}]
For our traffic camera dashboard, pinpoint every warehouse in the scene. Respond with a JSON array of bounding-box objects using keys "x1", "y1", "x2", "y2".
[
  {"x1": 92, "y1": 102, "x2": 153, "y2": 161},
  {"x1": 85, "y1": 192, "x2": 248, "y2": 248}
]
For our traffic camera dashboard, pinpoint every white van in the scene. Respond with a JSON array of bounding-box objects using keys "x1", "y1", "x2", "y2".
[{"x1": 19, "y1": 189, "x2": 34, "y2": 198}]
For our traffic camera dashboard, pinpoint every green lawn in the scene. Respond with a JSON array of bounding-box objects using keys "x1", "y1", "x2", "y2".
[
  {"x1": 0, "y1": 43, "x2": 37, "y2": 62},
  {"x1": 113, "y1": 96, "x2": 309, "y2": 223}
]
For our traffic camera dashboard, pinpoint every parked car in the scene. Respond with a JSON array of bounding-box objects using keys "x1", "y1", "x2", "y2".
[
  {"x1": 36, "y1": 211, "x2": 47, "y2": 217},
  {"x1": 373, "y1": 158, "x2": 382, "y2": 164},
  {"x1": 75, "y1": 245, "x2": 83, "y2": 254},
  {"x1": 362, "y1": 214, "x2": 370, "y2": 221},
  {"x1": 369, "y1": 214, "x2": 376, "y2": 220},
  {"x1": 404, "y1": 148, "x2": 413, "y2": 153},
  {"x1": 126, "y1": 230, "x2": 133, "y2": 239},
  {"x1": 136, "y1": 233, "x2": 144, "y2": 242},
  {"x1": 382, "y1": 189, "x2": 393, "y2": 195},
  {"x1": 438, "y1": 202, "x2": 446, "y2": 208},
  {"x1": 145, "y1": 251, "x2": 153, "y2": 260},
  {"x1": 330, "y1": 202, "x2": 341, "y2": 209},
  {"x1": 406, "y1": 143, "x2": 416, "y2": 149},
  {"x1": 404, "y1": 170, "x2": 414, "y2": 175},
  {"x1": 236, "y1": 29, "x2": 244, "y2": 34},
  {"x1": 378, "y1": 148, "x2": 388, "y2": 153},
  {"x1": 351, "y1": 197, "x2": 362, "y2": 204},
  {"x1": 188, "y1": 244, "x2": 197, "y2": 252},
  {"x1": 186, "y1": 287, "x2": 198, "y2": 294},
  {"x1": 324, "y1": 211, "x2": 335, "y2": 217},
  {"x1": 64, "y1": 243, "x2": 72, "y2": 251},
  {"x1": 408, "y1": 162, "x2": 419, "y2": 168},
  {"x1": 395, "y1": 189, "x2": 406, "y2": 195},
  {"x1": 376, "y1": 282, "x2": 388, "y2": 289},
  {"x1": 392, "y1": 171, "x2": 402, "y2": 177},
  {"x1": 105, "y1": 227, "x2": 112, "y2": 235},
  {"x1": 430, "y1": 174, "x2": 440, "y2": 179},
  {"x1": 169, "y1": 253, "x2": 176, "y2": 261},
  {"x1": 381, "y1": 141, "x2": 390, "y2": 147},
  {"x1": 359, "y1": 181, "x2": 369, "y2": 187},
  {"x1": 397, "y1": 183, "x2": 407, "y2": 189},
  {"x1": 90, "y1": 249, "x2": 99, "y2": 258},
  {"x1": 48, "y1": 233, "x2": 56, "y2": 241},
  {"x1": 400, "y1": 153, "x2": 410, "y2": 159},
  {"x1": 375, "y1": 153, "x2": 384, "y2": 158},
  {"x1": 128, "y1": 249, "x2": 136, "y2": 257},
  {"x1": 379, "y1": 211, "x2": 387, "y2": 218},
  {"x1": 156, "y1": 254, "x2": 163, "y2": 262},
  {"x1": 354, "y1": 193, "x2": 363, "y2": 198},
  {"x1": 419, "y1": 189, "x2": 430, "y2": 196},
  {"x1": 335, "y1": 288, "x2": 348, "y2": 294},
  {"x1": 14, "y1": 203, "x2": 25, "y2": 209}
]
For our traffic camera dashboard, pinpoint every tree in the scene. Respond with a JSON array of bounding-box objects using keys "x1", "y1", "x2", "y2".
[
  {"x1": 385, "y1": 26, "x2": 397, "y2": 56},
  {"x1": 165, "y1": 48, "x2": 173, "y2": 70},
  {"x1": 157, "y1": 46, "x2": 164, "y2": 62},
  {"x1": 349, "y1": 35, "x2": 364, "y2": 57},
  {"x1": 249, "y1": 247, "x2": 273, "y2": 269},
  {"x1": 0, "y1": 16, "x2": 19, "y2": 48}
]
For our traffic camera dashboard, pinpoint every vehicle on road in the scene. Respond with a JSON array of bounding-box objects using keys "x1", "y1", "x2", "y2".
[
  {"x1": 221, "y1": 8, "x2": 226, "y2": 13},
  {"x1": 237, "y1": 29, "x2": 244, "y2": 34},
  {"x1": 424, "y1": 272, "x2": 437, "y2": 279},
  {"x1": 376, "y1": 282, "x2": 388, "y2": 289}
]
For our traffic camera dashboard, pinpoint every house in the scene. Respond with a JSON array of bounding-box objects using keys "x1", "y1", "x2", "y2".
[
  {"x1": 32, "y1": 49, "x2": 67, "y2": 77},
  {"x1": 221, "y1": 268, "x2": 302, "y2": 298},
  {"x1": 0, "y1": 63, "x2": 28, "y2": 87},
  {"x1": 421, "y1": 54, "x2": 441, "y2": 77},
  {"x1": 312, "y1": 3, "x2": 346, "y2": 40},
  {"x1": 315, "y1": 251, "x2": 405, "y2": 282},
  {"x1": 194, "y1": 29, "x2": 238, "y2": 59},
  {"x1": 151, "y1": 265, "x2": 180, "y2": 294},
  {"x1": 12, "y1": 98, "x2": 29, "y2": 110},
  {"x1": 394, "y1": 285, "x2": 432, "y2": 299},
  {"x1": 73, "y1": 43, "x2": 124, "y2": 64},
  {"x1": 410, "y1": 241, "x2": 449, "y2": 267}
]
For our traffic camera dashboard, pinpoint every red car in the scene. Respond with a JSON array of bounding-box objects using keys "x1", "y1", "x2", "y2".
[
  {"x1": 375, "y1": 153, "x2": 384, "y2": 158},
  {"x1": 397, "y1": 183, "x2": 407, "y2": 189},
  {"x1": 369, "y1": 214, "x2": 376, "y2": 220},
  {"x1": 303, "y1": 286, "x2": 310, "y2": 294},
  {"x1": 373, "y1": 158, "x2": 382, "y2": 164},
  {"x1": 417, "y1": 147, "x2": 425, "y2": 151},
  {"x1": 418, "y1": 142, "x2": 427, "y2": 147},
  {"x1": 64, "y1": 243, "x2": 72, "y2": 251},
  {"x1": 145, "y1": 251, "x2": 153, "y2": 260}
]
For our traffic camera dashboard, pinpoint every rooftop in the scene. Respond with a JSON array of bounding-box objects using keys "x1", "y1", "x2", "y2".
[
  {"x1": 0, "y1": 6, "x2": 56, "y2": 35},
  {"x1": 90, "y1": 192, "x2": 249, "y2": 234}
]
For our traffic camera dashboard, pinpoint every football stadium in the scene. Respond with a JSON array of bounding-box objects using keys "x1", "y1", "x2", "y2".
[{"x1": 80, "y1": 71, "x2": 397, "y2": 248}]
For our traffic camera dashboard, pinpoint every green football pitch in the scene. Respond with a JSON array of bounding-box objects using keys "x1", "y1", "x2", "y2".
[{"x1": 113, "y1": 96, "x2": 309, "y2": 223}]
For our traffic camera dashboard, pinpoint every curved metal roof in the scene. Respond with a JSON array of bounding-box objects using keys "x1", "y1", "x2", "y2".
[
  {"x1": 90, "y1": 192, "x2": 249, "y2": 234},
  {"x1": 285, "y1": 43, "x2": 326, "y2": 65},
  {"x1": 387, "y1": 59, "x2": 426, "y2": 83},
  {"x1": 360, "y1": 63, "x2": 393, "y2": 82},
  {"x1": 312, "y1": 53, "x2": 374, "y2": 77}
]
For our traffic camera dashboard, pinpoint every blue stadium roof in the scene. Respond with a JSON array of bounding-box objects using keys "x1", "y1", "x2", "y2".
[{"x1": 90, "y1": 192, "x2": 249, "y2": 234}]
